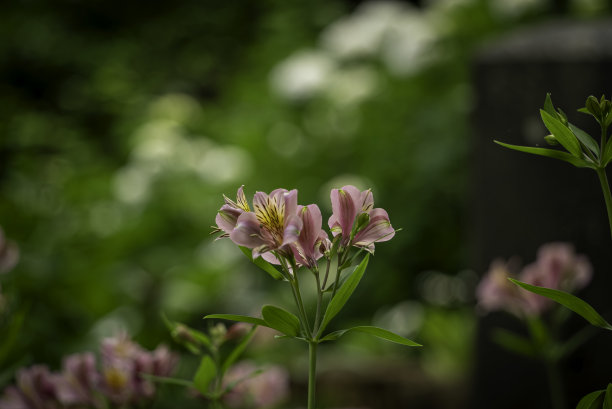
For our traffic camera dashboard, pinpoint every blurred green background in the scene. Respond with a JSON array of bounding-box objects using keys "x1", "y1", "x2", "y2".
[{"x1": 0, "y1": 0, "x2": 609, "y2": 407}]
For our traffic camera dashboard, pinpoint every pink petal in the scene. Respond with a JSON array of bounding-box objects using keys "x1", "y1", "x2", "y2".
[
  {"x1": 215, "y1": 205, "x2": 242, "y2": 235},
  {"x1": 282, "y1": 214, "x2": 303, "y2": 246},
  {"x1": 354, "y1": 208, "x2": 395, "y2": 247},
  {"x1": 230, "y1": 213, "x2": 265, "y2": 249},
  {"x1": 329, "y1": 187, "x2": 359, "y2": 242}
]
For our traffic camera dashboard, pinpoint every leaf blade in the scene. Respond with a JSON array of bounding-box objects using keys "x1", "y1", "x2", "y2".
[
  {"x1": 317, "y1": 254, "x2": 370, "y2": 337},
  {"x1": 508, "y1": 279, "x2": 612, "y2": 330},
  {"x1": 569, "y1": 123, "x2": 600, "y2": 157},
  {"x1": 576, "y1": 390, "x2": 605, "y2": 409},
  {"x1": 204, "y1": 314, "x2": 268, "y2": 327},
  {"x1": 494, "y1": 141, "x2": 596, "y2": 169},
  {"x1": 540, "y1": 109, "x2": 582, "y2": 157},
  {"x1": 261, "y1": 305, "x2": 301, "y2": 337},
  {"x1": 193, "y1": 355, "x2": 216, "y2": 396},
  {"x1": 321, "y1": 326, "x2": 421, "y2": 347}
]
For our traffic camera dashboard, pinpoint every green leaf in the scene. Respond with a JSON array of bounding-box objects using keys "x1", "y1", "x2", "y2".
[
  {"x1": 490, "y1": 328, "x2": 536, "y2": 358},
  {"x1": 603, "y1": 142, "x2": 612, "y2": 166},
  {"x1": 494, "y1": 141, "x2": 596, "y2": 169},
  {"x1": 317, "y1": 254, "x2": 369, "y2": 337},
  {"x1": 543, "y1": 93, "x2": 556, "y2": 116},
  {"x1": 508, "y1": 279, "x2": 612, "y2": 330},
  {"x1": 221, "y1": 369, "x2": 264, "y2": 395},
  {"x1": 261, "y1": 305, "x2": 301, "y2": 337},
  {"x1": 221, "y1": 325, "x2": 257, "y2": 375},
  {"x1": 205, "y1": 314, "x2": 268, "y2": 327},
  {"x1": 320, "y1": 326, "x2": 421, "y2": 347},
  {"x1": 578, "y1": 107, "x2": 592, "y2": 115},
  {"x1": 605, "y1": 384, "x2": 612, "y2": 409},
  {"x1": 193, "y1": 355, "x2": 216, "y2": 396},
  {"x1": 141, "y1": 373, "x2": 195, "y2": 388},
  {"x1": 569, "y1": 123, "x2": 600, "y2": 157},
  {"x1": 239, "y1": 246, "x2": 284, "y2": 280},
  {"x1": 577, "y1": 390, "x2": 605, "y2": 409},
  {"x1": 540, "y1": 109, "x2": 583, "y2": 157}
]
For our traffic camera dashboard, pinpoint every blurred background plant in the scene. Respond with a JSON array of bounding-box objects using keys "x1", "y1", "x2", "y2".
[{"x1": 1, "y1": 0, "x2": 611, "y2": 407}]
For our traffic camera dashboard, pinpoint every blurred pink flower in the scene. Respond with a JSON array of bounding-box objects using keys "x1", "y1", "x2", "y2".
[
  {"x1": 328, "y1": 185, "x2": 394, "y2": 252},
  {"x1": 55, "y1": 352, "x2": 102, "y2": 408},
  {"x1": 223, "y1": 362, "x2": 289, "y2": 409},
  {"x1": 477, "y1": 243, "x2": 593, "y2": 317},
  {"x1": 0, "y1": 228, "x2": 19, "y2": 274},
  {"x1": 476, "y1": 259, "x2": 531, "y2": 316},
  {"x1": 230, "y1": 189, "x2": 302, "y2": 263}
]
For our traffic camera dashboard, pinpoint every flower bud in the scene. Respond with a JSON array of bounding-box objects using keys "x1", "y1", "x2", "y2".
[
  {"x1": 586, "y1": 95, "x2": 602, "y2": 119},
  {"x1": 544, "y1": 134, "x2": 559, "y2": 146}
]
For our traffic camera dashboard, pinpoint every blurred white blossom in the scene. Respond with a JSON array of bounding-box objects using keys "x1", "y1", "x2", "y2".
[{"x1": 270, "y1": 50, "x2": 336, "y2": 100}]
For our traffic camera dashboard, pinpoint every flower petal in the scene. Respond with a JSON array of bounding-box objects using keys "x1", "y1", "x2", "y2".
[
  {"x1": 230, "y1": 213, "x2": 266, "y2": 249},
  {"x1": 329, "y1": 186, "x2": 359, "y2": 243},
  {"x1": 354, "y1": 208, "x2": 395, "y2": 247},
  {"x1": 215, "y1": 205, "x2": 242, "y2": 235}
]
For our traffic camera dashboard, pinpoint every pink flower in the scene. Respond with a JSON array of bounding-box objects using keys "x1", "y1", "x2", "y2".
[
  {"x1": 55, "y1": 353, "x2": 102, "y2": 408},
  {"x1": 229, "y1": 189, "x2": 303, "y2": 263},
  {"x1": 477, "y1": 243, "x2": 593, "y2": 317},
  {"x1": 214, "y1": 186, "x2": 251, "y2": 239},
  {"x1": 291, "y1": 204, "x2": 329, "y2": 268},
  {"x1": 476, "y1": 260, "x2": 531, "y2": 316},
  {"x1": 222, "y1": 362, "x2": 289, "y2": 409},
  {"x1": 328, "y1": 185, "x2": 394, "y2": 252},
  {"x1": 0, "y1": 228, "x2": 19, "y2": 274}
]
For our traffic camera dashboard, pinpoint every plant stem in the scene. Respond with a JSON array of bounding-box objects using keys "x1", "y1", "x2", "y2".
[
  {"x1": 596, "y1": 167, "x2": 612, "y2": 239},
  {"x1": 546, "y1": 360, "x2": 565, "y2": 409},
  {"x1": 313, "y1": 271, "x2": 323, "y2": 335},
  {"x1": 308, "y1": 341, "x2": 317, "y2": 409},
  {"x1": 292, "y1": 266, "x2": 311, "y2": 336}
]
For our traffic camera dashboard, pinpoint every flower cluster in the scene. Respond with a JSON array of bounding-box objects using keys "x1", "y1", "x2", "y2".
[
  {"x1": 0, "y1": 334, "x2": 177, "y2": 409},
  {"x1": 476, "y1": 242, "x2": 592, "y2": 317},
  {"x1": 213, "y1": 185, "x2": 395, "y2": 266}
]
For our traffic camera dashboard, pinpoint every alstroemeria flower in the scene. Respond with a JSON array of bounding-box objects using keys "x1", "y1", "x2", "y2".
[
  {"x1": 328, "y1": 185, "x2": 394, "y2": 252},
  {"x1": 291, "y1": 204, "x2": 329, "y2": 268},
  {"x1": 213, "y1": 186, "x2": 251, "y2": 239},
  {"x1": 230, "y1": 189, "x2": 303, "y2": 262}
]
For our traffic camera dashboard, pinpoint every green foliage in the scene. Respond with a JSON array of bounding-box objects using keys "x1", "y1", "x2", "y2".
[
  {"x1": 508, "y1": 279, "x2": 612, "y2": 330},
  {"x1": 261, "y1": 305, "x2": 301, "y2": 338},
  {"x1": 320, "y1": 325, "x2": 421, "y2": 347},
  {"x1": 318, "y1": 254, "x2": 369, "y2": 337}
]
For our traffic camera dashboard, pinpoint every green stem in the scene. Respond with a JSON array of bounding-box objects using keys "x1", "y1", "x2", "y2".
[
  {"x1": 330, "y1": 251, "x2": 348, "y2": 299},
  {"x1": 546, "y1": 360, "x2": 565, "y2": 409},
  {"x1": 313, "y1": 271, "x2": 323, "y2": 335},
  {"x1": 308, "y1": 341, "x2": 317, "y2": 409},
  {"x1": 291, "y1": 263, "x2": 311, "y2": 337},
  {"x1": 596, "y1": 168, "x2": 612, "y2": 239}
]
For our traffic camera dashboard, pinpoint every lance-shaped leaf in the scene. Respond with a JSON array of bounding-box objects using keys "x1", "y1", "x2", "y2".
[
  {"x1": 569, "y1": 123, "x2": 600, "y2": 157},
  {"x1": 508, "y1": 278, "x2": 612, "y2": 330},
  {"x1": 261, "y1": 305, "x2": 301, "y2": 337},
  {"x1": 141, "y1": 374, "x2": 194, "y2": 388},
  {"x1": 603, "y1": 142, "x2": 612, "y2": 166},
  {"x1": 494, "y1": 141, "x2": 596, "y2": 169},
  {"x1": 239, "y1": 246, "x2": 285, "y2": 280},
  {"x1": 193, "y1": 355, "x2": 216, "y2": 397},
  {"x1": 320, "y1": 326, "x2": 421, "y2": 347},
  {"x1": 577, "y1": 390, "x2": 605, "y2": 409},
  {"x1": 204, "y1": 314, "x2": 268, "y2": 327},
  {"x1": 605, "y1": 384, "x2": 612, "y2": 409},
  {"x1": 540, "y1": 109, "x2": 583, "y2": 157},
  {"x1": 317, "y1": 254, "x2": 369, "y2": 337},
  {"x1": 543, "y1": 93, "x2": 556, "y2": 116},
  {"x1": 221, "y1": 325, "x2": 257, "y2": 375}
]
